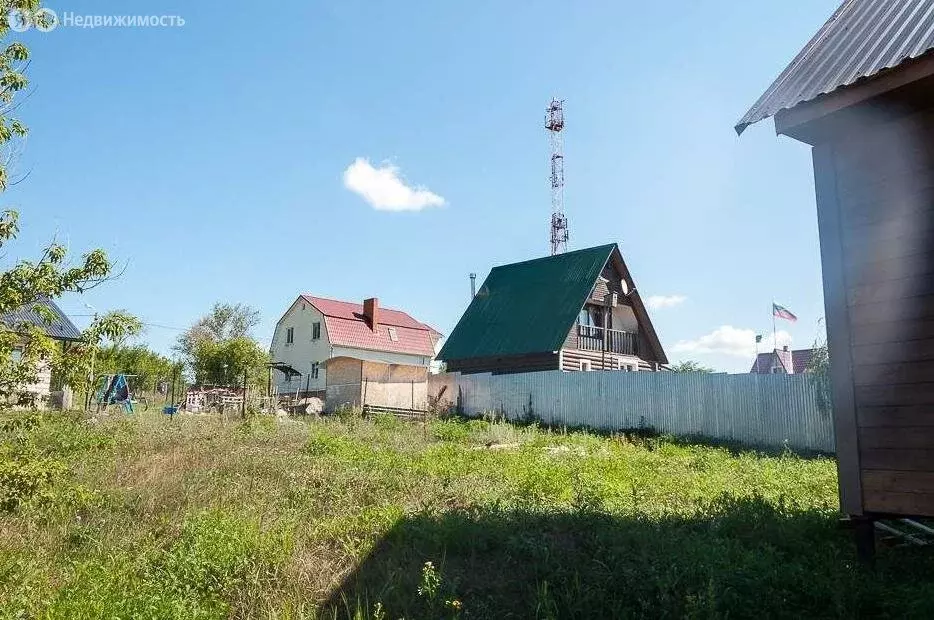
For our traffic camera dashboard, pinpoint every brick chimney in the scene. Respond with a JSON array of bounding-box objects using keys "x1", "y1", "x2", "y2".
[{"x1": 363, "y1": 297, "x2": 379, "y2": 331}]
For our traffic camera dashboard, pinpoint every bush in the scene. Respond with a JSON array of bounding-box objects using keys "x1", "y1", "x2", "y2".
[
  {"x1": 0, "y1": 455, "x2": 66, "y2": 511},
  {"x1": 431, "y1": 420, "x2": 470, "y2": 443}
]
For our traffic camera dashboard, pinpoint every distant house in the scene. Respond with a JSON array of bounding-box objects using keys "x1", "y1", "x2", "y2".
[
  {"x1": 438, "y1": 243, "x2": 668, "y2": 374},
  {"x1": 0, "y1": 298, "x2": 82, "y2": 403},
  {"x1": 269, "y1": 295, "x2": 441, "y2": 411},
  {"x1": 750, "y1": 346, "x2": 816, "y2": 374}
]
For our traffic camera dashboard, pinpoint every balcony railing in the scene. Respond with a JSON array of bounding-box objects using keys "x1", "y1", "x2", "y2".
[{"x1": 577, "y1": 325, "x2": 639, "y2": 356}]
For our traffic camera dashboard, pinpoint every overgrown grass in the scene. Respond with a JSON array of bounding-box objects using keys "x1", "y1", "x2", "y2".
[{"x1": 0, "y1": 410, "x2": 931, "y2": 618}]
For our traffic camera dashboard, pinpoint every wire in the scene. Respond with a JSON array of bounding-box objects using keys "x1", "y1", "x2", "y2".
[{"x1": 64, "y1": 313, "x2": 186, "y2": 331}]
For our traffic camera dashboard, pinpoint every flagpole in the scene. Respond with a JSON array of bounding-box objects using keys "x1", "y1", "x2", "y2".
[{"x1": 772, "y1": 299, "x2": 777, "y2": 352}]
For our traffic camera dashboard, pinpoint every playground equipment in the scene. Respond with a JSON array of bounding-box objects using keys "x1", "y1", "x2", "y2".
[{"x1": 95, "y1": 373, "x2": 138, "y2": 414}]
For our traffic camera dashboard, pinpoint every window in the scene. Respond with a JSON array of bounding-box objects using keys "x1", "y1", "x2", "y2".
[
  {"x1": 579, "y1": 359, "x2": 592, "y2": 371},
  {"x1": 284, "y1": 373, "x2": 292, "y2": 384},
  {"x1": 311, "y1": 362, "x2": 319, "y2": 379},
  {"x1": 312, "y1": 322, "x2": 321, "y2": 340},
  {"x1": 615, "y1": 358, "x2": 624, "y2": 370},
  {"x1": 388, "y1": 327, "x2": 398, "y2": 342},
  {"x1": 286, "y1": 327, "x2": 294, "y2": 345}
]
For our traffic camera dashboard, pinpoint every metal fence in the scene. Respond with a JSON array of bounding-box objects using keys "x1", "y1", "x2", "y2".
[{"x1": 440, "y1": 371, "x2": 834, "y2": 453}]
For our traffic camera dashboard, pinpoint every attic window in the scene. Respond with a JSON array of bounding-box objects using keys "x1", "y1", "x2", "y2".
[{"x1": 387, "y1": 327, "x2": 398, "y2": 342}]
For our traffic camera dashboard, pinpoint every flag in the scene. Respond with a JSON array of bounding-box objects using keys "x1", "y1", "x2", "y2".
[
  {"x1": 773, "y1": 303, "x2": 798, "y2": 322},
  {"x1": 755, "y1": 334, "x2": 763, "y2": 343}
]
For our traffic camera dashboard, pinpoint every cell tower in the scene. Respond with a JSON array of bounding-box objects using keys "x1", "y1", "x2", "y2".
[{"x1": 546, "y1": 98, "x2": 568, "y2": 255}]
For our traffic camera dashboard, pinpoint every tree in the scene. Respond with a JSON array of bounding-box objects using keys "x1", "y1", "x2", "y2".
[
  {"x1": 670, "y1": 360, "x2": 715, "y2": 373},
  {"x1": 806, "y1": 336, "x2": 831, "y2": 413},
  {"x1": 191, "y1": 336, "x2": 268, "y2": 388},
  {"x1": 0, "y1": 3, "x2": 120, "y2": 401},
  {"x1": 55, "y1": 311, "x2": 143, "y2": 404},
  {"x1": 93, "y1": 344, "x2": 178, "y2": 394},
  {"x1": 175, "y1": 302, "x2": 260, "y2": 359},
  {"x1": 178, "y1": 303, "x2": 267, "y2": 388}
]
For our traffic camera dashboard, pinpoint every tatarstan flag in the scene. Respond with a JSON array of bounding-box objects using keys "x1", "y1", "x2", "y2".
[{"x1": 773, "y1": 303, "x2": 797, "y2": 322}]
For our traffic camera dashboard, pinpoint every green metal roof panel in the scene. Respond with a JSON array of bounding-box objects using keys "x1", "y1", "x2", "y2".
[{"x1": 438, "y1": 244, "x2": 616, "y2": 360}]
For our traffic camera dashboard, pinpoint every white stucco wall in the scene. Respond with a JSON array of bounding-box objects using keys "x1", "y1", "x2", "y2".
[{"x1": 269, "y1": 298, "x2": 331, "y2": 394}]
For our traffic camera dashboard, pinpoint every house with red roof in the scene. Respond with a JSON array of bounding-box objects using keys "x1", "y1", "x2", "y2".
[
  {"x1": 750, "y1": 346, "x2": 816, "y2": 375},
  {"x1": 269, "y1": 295, "x2": 441, "y2": 411}
]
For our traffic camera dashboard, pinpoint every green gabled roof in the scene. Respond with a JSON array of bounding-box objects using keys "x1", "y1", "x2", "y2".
[{"x1": 438, "y1": 244, "x2": 616, "y2": 361}]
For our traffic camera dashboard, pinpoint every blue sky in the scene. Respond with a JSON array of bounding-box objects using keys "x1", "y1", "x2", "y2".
[{"x1": 7, "y1": 0, "x2": 840, "y2": 372}]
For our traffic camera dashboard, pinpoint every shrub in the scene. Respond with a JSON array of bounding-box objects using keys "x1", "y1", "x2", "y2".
[{"x1": 0, "y1": 455, "x2": 66, "y2": 511}]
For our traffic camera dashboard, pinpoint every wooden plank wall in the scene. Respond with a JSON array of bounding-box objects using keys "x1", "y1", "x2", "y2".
[
  {"x1": 446, "y1": 352, "x2": 559, "y2": 375},
  {"x1": 829, "y1": 105, "x2": 934, "y2": 516}
]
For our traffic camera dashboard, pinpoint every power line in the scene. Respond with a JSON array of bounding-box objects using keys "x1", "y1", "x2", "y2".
[{"x1": 66, "y1": 313, "x2": 186, "y2": 331}]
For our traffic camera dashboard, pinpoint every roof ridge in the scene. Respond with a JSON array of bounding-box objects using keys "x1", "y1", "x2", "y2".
[
  {"x1": 301, "y1": 293, "x2": 416, "y2": 316},
  {"x1": 489, "y1": 243, "x2": 617, "y2": 272},
  {"x1": 302, "y1": 294, "x2": 433, "y2": 330}
]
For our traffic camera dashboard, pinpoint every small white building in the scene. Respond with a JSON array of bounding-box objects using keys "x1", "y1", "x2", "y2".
[
  {"x1": 269, "y1": 295, "x2": 441, "y2": 411},
  {"x1": 1, "y1": 298, "x2": 82, "y2": 407}
]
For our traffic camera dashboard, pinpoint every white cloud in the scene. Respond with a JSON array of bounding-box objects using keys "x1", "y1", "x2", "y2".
[
  {"x1": 672, "y1": 325, "x2": 792, "y2": 358},
  {"x1": 646, "y1": 295, "x2": 686, "y2": 310},
  {"x1": 342, "y1": 157, "x2": 445, "y2": 212}
]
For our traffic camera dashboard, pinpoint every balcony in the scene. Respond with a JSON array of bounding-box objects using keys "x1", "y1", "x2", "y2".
[{"x1": 577, "y1": 325, "x2": 639, "y2": 356}]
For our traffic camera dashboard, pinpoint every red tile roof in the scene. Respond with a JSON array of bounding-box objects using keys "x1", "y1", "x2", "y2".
[
  {"x1": 750, "y1": 348, "x2": 816, "y2": 374},
  {"x1": 301, "y1": 295, "x2": 440, "y2": 357}
]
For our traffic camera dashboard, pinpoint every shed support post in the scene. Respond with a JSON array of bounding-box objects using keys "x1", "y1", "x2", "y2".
[{"x1": 854, "y1": 517, "x2": 875, "y2": 567}]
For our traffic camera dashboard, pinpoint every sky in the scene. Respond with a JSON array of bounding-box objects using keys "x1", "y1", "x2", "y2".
[{"x1": 5, "y1": 0, "x2": 841, "y2": 373}]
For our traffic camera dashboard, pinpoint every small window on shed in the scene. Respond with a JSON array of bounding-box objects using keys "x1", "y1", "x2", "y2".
[
  {"x1": 388, "y1": 327, "x2": 398, "y2": 342},
  {"x1": 286, "y1": 327, "x2": 294, "y2": 345},
  {"x1": 312, "y1": 322, "x2": 321, "y2": 340},
  {"x1": 580, "y1": 359, "x2": 592, "y2": 372}
]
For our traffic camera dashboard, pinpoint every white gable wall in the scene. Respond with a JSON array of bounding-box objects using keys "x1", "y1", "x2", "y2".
[{"x1": 269, "y1": 298, "x2": 330, "y2": 394}]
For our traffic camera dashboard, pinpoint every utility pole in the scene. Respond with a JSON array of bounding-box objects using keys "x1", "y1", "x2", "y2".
[
  {"x1": 241, "y1": 367, "x2": 248, "y2": 419},
  {"x1": 84, "y1": 304, "x2": 98, "y2": 412}
]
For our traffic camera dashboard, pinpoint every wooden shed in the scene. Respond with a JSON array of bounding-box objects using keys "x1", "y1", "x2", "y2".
[{"x1": 738, "y1": 0, "x2": 934, "y2": 557}]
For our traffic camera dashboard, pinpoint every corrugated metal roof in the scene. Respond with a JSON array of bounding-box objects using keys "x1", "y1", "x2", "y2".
[
  {"x1": 1, "y1": 298, "x2": 82, "y2": 341},
  {"x1": 736, "y1": 0, "x2": 934, "y2": 134},
  {"x1": 437, "y1": 244, "x2": 616, "y2": 361}
]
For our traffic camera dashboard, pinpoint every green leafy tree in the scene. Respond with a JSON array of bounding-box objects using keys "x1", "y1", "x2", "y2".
[
  {"x1": 670, "y1": 360, "x2": 715, "y2": 373},
  {"x1": 191, "y1": 336, "x2": 268, "y2": 388},
  {"x1": 55, "y1": 311, "x2": 142, "y2": 405},
  {"x1": 806, "y1": 336, "x2": 831, "y2": 413},
  {"x1": 94, "y1": 344, "x2": 179, "y2": 394},
  {"x1": 0, "y1": 218, "x2": 114, "y2": 401},
  {"x1": 0, "y1": 4, "x2": 118, "y2": 401},
  {"x1": 175, "y1": 302, "x2": 260, "y2": 360},
  {"x1": 178, "y1": 303, "x2": 267, "y2": 388}
]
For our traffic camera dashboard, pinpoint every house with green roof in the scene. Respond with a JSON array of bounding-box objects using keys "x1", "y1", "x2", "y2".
[{"x1": 437, "y1": 243, "x2": 667, "y2": 374}]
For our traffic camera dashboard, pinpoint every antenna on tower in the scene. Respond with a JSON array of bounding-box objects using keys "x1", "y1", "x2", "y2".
[{"x1": 546, "y1": 98, "x2": 568, "y2": 255}]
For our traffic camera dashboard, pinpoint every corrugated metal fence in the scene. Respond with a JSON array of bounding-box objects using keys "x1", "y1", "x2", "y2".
[{"x1": 440, "y1": 371, "x2": 834, "y2": 453}]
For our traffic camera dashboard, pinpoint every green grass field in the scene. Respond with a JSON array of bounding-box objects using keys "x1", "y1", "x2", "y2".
[{"x1": 1, "y1": 410, "x2": 933, "y2": 619}]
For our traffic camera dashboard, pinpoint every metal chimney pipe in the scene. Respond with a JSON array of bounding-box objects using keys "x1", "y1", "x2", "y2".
[{"x1": 469, "y1": 273, "x2": 477, "y2": 299}]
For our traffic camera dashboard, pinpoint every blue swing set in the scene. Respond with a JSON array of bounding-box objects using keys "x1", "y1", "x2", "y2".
[{"x1": 95, "y1": 373, "x2": 136, "y2": 414}]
